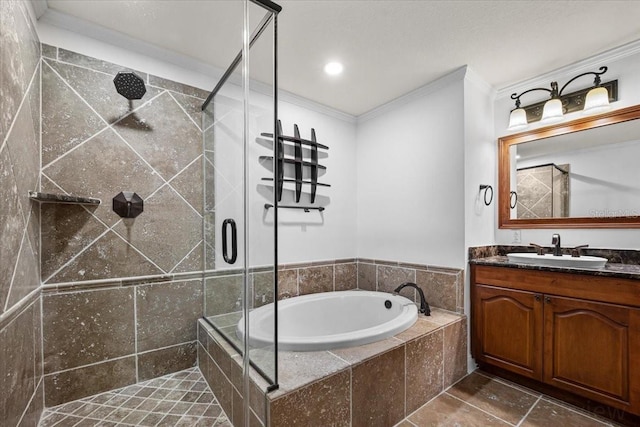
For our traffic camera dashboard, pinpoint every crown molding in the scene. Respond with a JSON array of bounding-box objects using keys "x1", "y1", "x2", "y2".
[
  {"x1": 497, "y1": 38, "x2": 640, "y2": 100},
  {"x1": 358, "y1": 66, "x2": 467, "y2": 124},
  {"x1": 464, "y1": 66, "x2": 496, "y2": 97},
  {"x1": 38, "y1": 8, "x2": 356, "y2": 124}
]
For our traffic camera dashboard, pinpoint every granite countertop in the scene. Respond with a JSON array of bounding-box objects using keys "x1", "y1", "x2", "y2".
[{"x1": 470, "y1": 255, "x2": 640, "y2": 280}]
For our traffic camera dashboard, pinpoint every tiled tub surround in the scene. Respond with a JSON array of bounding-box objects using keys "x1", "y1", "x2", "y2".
[
  {"x1": 356, "y1": 258, "x2": 464, "y2": 314},
  {"x1": 198, "y1": 310, "x2": 468, "y2": 426},
  {"x1": 40, "y1": 44, "x2": 209, "y2": 284},
  {"x1": 41, "y1": 276, "x2": 203, "y2": 407},
  {"x1": 205, "y1": 258, "x2": 463, "y2": 319},
  {"x1": 1, "y1": 0, "x2": 44, "y2": 425}
]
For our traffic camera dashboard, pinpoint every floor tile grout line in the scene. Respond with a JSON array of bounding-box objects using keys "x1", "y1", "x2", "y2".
[
  {"x1": 444, "y1": 391, "x2": 518, "y2": 426},
  {"x1": 536, "y1": 395, "x2": 618, "y2": 426},
  {"x1": 42, "y1": 368, "x2": 219, "y2": 426},
  {"x1": 474, "y1": 369, "x2": 542, "y2": 399},
  {"x1": 516, "y1": 395, "x2": 542, "y2": 427}
]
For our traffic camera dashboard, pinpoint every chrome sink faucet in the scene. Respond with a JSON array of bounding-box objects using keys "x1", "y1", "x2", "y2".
[{"x1": 551, "y1": 233, "x2": 562, "y2": 256}]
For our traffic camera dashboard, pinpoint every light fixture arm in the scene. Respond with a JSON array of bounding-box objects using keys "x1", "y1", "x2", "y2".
[
  {"x1": 510, "y1": 87, "x2": 552, "y2": 108},
  {"x1": 510, "y1": 66, "x2": 608, "y2": 108},
  {"x1": 557, "y1": 66, "x2": 608, "y2": 97}
]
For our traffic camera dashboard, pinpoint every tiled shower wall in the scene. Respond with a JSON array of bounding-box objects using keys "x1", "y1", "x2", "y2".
[
  {"x1": 38, "y1": 46, "x2": 210, "y2": 406},
  {"x1": 40, "y1": 46, "x2": 207, "y2": 283},
  {"x1": 0, "y1": 0, "x2": 44, "y2": 425}
]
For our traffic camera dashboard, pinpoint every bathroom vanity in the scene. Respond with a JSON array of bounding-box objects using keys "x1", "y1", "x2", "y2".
[{"x1": 470, "y1": 259, "x2": 640, "y2": 416}]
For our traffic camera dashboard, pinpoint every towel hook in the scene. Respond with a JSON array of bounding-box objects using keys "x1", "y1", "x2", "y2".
[{"x1": 479, "y1": 185, "x2": 493, "y2": 206}]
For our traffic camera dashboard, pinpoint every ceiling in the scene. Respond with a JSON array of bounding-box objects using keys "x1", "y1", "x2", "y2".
[{"x1": 41, "y1": 1, "x2": 640, "y2": 116}]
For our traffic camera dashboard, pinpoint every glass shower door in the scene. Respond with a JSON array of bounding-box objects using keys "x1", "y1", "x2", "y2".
[{"x1": 202, "y1": 0, "x2": 279, "y2": 392}]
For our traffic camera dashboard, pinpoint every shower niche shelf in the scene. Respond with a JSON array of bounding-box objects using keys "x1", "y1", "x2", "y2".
[
  {"x1": 260, "y1": 121, "x2": 330, "y2": 209},
  {"x1": 28, "y1": 191, "x2": 101, "y2": 205}
]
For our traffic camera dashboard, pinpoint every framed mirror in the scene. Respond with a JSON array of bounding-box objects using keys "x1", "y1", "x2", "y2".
[{"x1": 498, "y1": 104, "x2": 640, "y2": 228}]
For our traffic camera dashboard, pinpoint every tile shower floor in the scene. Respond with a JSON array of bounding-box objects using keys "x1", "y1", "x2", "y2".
[
  {"x1": 38, "y1": 368, "x2": 625, "y2": 426},
  {"x1": 38, "y1": 368, "x2": 230, "y2": 427}
]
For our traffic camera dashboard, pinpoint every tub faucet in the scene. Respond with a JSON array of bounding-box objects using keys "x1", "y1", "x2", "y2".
[
  {"x1": 552, "y1": 233, "x2": 562, "y2": 256},
  {"x1": 393, "y1": 282, "x2": 431, "y2": 316}
]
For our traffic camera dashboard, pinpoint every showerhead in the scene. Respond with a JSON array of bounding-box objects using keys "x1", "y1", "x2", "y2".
[{"x1": 113, "y1": 72, "x2": 146, "y2": 100}]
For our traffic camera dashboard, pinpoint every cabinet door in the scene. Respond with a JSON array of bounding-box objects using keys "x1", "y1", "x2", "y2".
[
  {"x1": 544, "y1": 295, "x2": 640, "y2": 412},
  {"x1": 473, "y1": 285, "x2": 543, "y2": 380}
]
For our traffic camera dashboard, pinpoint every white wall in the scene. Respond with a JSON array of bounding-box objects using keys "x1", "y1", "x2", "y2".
[
  {"x1": 356, "y1": 70, "x2": 466, "y2": 268},
  {"x1": 463, "y1": 68, "x2": 495, "y2": 371},
  {"x1": 464, "y1": 69, "x2": 496, "y2": 251},
  {"x1": 494, "y1": 41, "x2": 640, "y2": 249}
]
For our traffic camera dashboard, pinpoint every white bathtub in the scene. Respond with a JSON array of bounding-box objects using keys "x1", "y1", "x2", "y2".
[{"x1": 237, "y1": 290, "x2": 418, "y2": 351}]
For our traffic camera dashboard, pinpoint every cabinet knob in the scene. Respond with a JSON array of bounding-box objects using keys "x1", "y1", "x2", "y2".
[
  {"x1": 545, "y1": 296, "x2": 552, "y2": 304},
  {"x1": 535, "y1": 295, "x2": 541, "y2": 302}
]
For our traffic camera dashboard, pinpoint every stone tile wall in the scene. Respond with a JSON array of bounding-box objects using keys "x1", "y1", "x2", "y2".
[
  {"x1": 41, "y1": 276, "x2": 203, "y2": 407},
  {"x1": 35, "y1": 45, "x2": 211, "y2": 408},
  {"x1": 0, "y1": 1, "x2": 43, "y2": 425},
  {"x1": 40, "y1": 45, "x2": 207, "y2": 284}
]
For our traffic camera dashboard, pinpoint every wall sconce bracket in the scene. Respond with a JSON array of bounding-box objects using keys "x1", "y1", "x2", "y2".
[{"x1": 519, "y1": 80, "x2": 618, "y2": 124}]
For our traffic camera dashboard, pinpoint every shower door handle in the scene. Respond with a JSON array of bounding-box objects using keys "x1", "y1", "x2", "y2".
[{"x1": 222, "y1": 218, "x2": 238, "y2": 264}]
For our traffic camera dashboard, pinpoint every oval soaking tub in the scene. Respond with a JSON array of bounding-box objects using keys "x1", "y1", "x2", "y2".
[{"x1": 237, "y1": 290, "x2": 418, "y2": 351}]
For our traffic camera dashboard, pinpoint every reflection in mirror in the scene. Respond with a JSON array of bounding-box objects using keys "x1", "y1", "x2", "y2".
[
  {"x1": 512, "y1": 160, "x2": 569, "y2": 219},
  {"x1": 499, "y1": 104, "x2": 640, "y2": 228}
]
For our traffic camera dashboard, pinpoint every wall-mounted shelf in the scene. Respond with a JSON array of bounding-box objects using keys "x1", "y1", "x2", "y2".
[
  {"x1": 260, "y1": 132, "x2": 329, "y2": 150},
  {"x1": 259, "y1": 156, "x2": 327, "y2": 170},
  {"x1": 261, "y1": 178, "x2": 330, "y2": 187},
  {"x1": 261, "y1": 121, "x2": 330, "y2": 206},
  {"x1": 264, "y1": 203, "x2": 325, "y2": 213},
  {"x1": 28, "y1": 191, "x2": 101, "y2": 205}
]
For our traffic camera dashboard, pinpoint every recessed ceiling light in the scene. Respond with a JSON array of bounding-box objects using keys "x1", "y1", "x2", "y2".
[{"x1": 324, "y1": 62, "x2": 343, "y2": 76}]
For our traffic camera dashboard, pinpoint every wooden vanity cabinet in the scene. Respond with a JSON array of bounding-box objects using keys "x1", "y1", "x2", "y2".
[
  {"x1": 474, "y1": 285, "x2": 543, "y2": 380},
  {"x1": 471, "y1": 264, "x2": 640, "y2": 415}
]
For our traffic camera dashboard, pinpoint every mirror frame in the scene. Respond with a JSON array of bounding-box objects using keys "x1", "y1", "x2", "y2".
[{"x1": 498, "y1": 104, "x2": 640, "y2": 229}]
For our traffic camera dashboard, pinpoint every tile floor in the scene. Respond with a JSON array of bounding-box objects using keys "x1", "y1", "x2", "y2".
[
  {"x1": 399, "y1": 370, "x2": 625, "y2": 427},
  {"x1": 38, "y1": 368, "x2": 230, "y2": 427},
  {"x1": 37, "y1": 367, "x2": 625, "y2": 426}
]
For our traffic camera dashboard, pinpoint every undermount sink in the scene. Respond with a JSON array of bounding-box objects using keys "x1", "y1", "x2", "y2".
[{"x1": 507, "y1": 253, "x2": 608, "y2": 269}]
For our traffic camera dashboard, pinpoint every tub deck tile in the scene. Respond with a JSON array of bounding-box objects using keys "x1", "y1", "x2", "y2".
[{"x1": 328, "y1": 336, "x2": 403, "y2": 365}]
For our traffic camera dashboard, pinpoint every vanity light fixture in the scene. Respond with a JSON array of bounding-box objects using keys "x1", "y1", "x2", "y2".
[{"x1": 508, "y1": 66, "x2": 617, "y2": 131}]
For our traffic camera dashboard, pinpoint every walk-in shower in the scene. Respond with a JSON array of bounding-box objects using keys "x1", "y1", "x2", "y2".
[{"x1": 201, "y1": 0, "x2": 281, "y2": 424}]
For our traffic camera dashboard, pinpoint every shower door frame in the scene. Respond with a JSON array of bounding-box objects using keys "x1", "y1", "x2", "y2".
[{"x1": 201, "y1": 0, "x2": 282, "y2": 394}]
